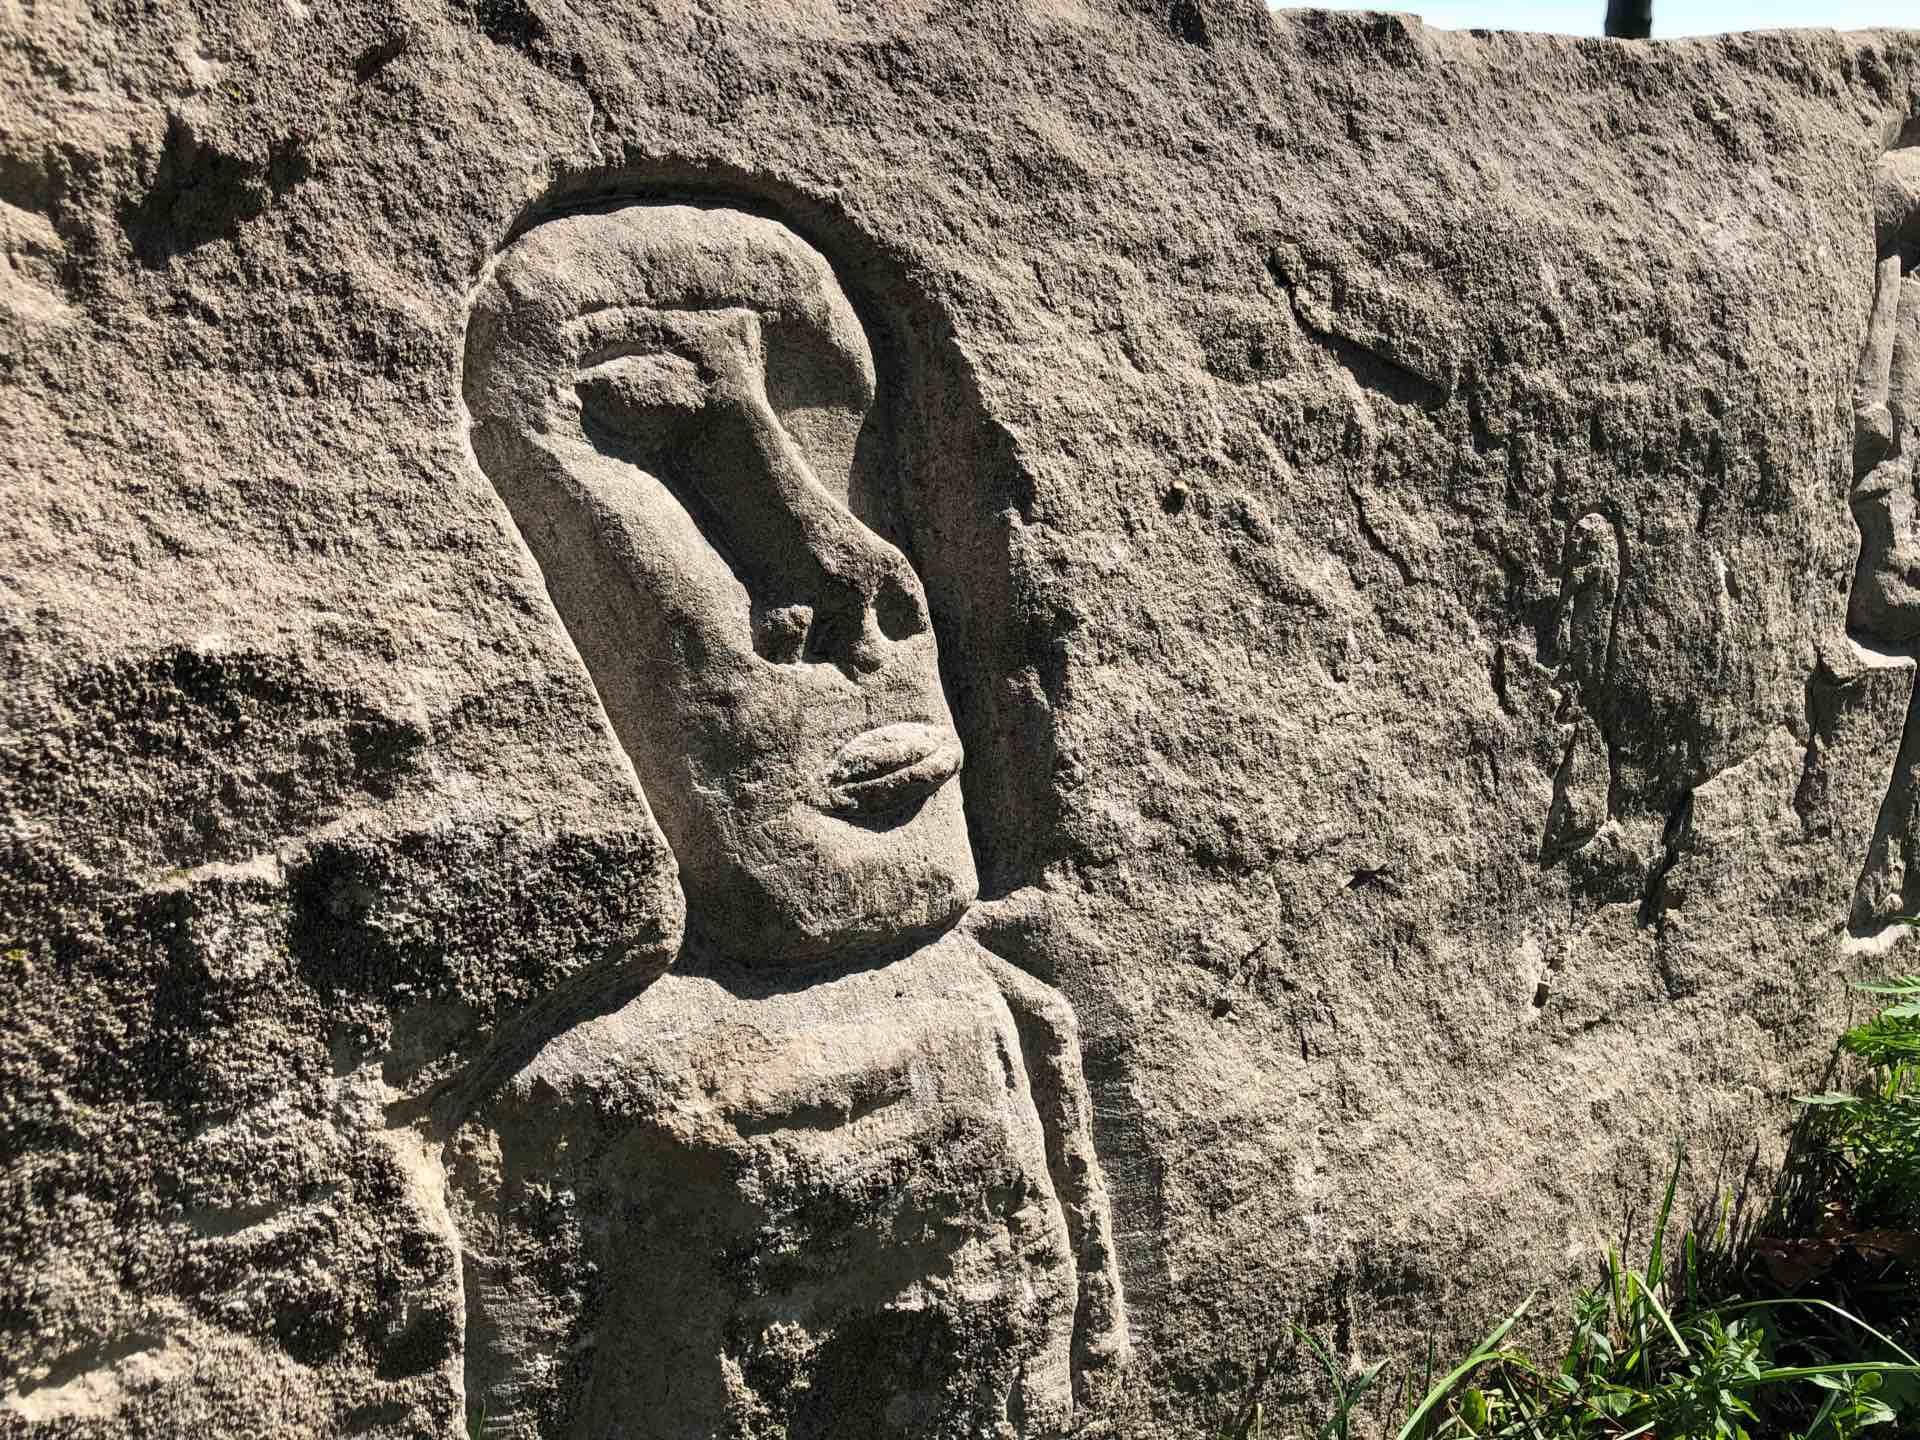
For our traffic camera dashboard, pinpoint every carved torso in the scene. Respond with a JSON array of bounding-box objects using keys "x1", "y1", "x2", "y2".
[{"x1": 454, "y1": 932, "x2": 1121, "y2": 1439}]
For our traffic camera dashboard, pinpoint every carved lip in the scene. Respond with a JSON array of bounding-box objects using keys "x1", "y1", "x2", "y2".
[{"x1": 820, "y1": 722, "x2": 963, "y2": 817}]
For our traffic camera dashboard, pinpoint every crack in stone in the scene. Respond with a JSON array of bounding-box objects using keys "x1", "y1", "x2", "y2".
[
  {"x1": 1267, "y1": 254, "x2": 1448, "y2": 411},
  {"x1": 1346, "y1": 484, "x2": 1415, "y2": 586},
  {"x1": 1638, "y1": 787, "x2": 1693, "y2": 933}
]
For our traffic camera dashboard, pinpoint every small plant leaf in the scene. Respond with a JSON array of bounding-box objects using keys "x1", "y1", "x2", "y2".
[
  {"x1": 1459, "y1": 1386, "x2": 1489, "y2": 1431},
  {"x1": 1853, "y1": 973, "x2": 1920, "y2": 995}
]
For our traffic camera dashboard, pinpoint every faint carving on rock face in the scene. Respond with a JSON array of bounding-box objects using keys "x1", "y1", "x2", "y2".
[
  {"x1": 1848, "y1": 143, "x2": 1920, "y2": 645},
  {"x1": 1538, "y1": 511, "x2": 1623, "y2": 865},
  {"x1": 1845, "y1": 133, "x2": 1920, "y2": 935},
  {"x1": 463, "y1": 203, "x2": 978, "y2": 965}
]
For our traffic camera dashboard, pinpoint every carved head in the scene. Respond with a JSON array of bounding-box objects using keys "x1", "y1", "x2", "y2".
[{"x1": 463, "y1": 203, "x2": 978, "y2": 964}]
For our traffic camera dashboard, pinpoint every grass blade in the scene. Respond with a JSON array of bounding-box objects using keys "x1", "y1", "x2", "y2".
[
  {"x1": 1747, "y1": 1361, "x2": 1920, "y2": 1384},
  {"x1": 1803, "y1": 1386, "x2": 1843, "y2": 1440},
  {"x1": 1646, "y1": 1141, "x2": 1681, "y2": 1292},
  {"x1": 1394, "y1": 1296, "x2": 1535, "y2": 1440},
  {"x1": 1716, "y1": 1298, "x2": 1920, "y2": 1367},
  {"x1": 1293, "y1": 1328, "x2": 1342, "y2": 1440},
  {"x1": 1627, "y1": 1269, "x2": 1689, "y2": 1359}
]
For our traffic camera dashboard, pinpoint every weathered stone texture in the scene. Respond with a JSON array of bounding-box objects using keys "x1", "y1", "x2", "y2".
[{"x1": 5, "y1": 1, "x2": 1920, "y2": 1435}]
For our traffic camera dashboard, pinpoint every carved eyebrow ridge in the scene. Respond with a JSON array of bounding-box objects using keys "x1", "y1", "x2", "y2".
[
  {"x1": 567, "y1": 300, "x2": 772, "y2": 341},
  {"x1": 570, "y1": 307, "x2": 769, "y2": 380},
  {"x1": 574, "y1": 345, "x2": 714, "y2": 393}
]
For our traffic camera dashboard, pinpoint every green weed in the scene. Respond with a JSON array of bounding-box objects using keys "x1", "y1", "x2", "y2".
[
  {"x1": 1798, "y1": 971, "x2": 1920, "y2": 1231},
  {"x1": 1215, "y1": 965, "x2": 1920, "y2": 1440}
]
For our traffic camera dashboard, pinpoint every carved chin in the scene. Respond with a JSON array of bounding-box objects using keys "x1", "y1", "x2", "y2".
[{"x1": 691, "y1": 778, "x2": 979, "y2": 963}]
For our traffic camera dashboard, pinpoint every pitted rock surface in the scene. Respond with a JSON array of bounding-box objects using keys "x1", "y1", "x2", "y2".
[{"x1": 6, "y1": 3, "x2": 1920, "y2": 1436}]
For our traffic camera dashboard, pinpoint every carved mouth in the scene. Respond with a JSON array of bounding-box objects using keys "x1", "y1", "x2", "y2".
[{"x1": 820, "y1": 723, "x2": 963, "y2": 818}]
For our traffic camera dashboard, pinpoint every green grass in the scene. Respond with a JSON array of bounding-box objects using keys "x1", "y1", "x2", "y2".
[
  {"x1": 1218, "y1": 971, "x2": 1920, "y2": 1440},
  {"x1": 1798, "y1": 972, "x2": 1920, "y2": 1232}
]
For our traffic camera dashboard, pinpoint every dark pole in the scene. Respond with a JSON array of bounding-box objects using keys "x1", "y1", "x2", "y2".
[{"x1": 1605, "y1": 0, "x2": 1652, "y2": 37}]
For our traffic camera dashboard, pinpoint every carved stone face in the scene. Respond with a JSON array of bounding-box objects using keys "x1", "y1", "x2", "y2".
[{"x1": 464, "y1": 204, "x2": 978, "y2": 964}]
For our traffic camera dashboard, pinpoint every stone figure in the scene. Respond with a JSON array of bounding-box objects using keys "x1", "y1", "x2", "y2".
[
  {"x1": 454, "y1": 202, "x2": 1128, "y2": 1438},
  {"x1": 1843, "y1": 141, "x2": 1920, "y2": 648},
  {"x1": 1849, "y1": 138, "x2": 1920, "y2": 647},
  {"x1": 1845, "y1": 136, "x2": 1920, "y2": 932}
]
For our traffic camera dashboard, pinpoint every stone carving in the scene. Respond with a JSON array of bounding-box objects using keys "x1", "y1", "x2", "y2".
[
  {"x1": 1848, "y1": 138, "x2": 1920, "y2": 647},
  {"x1": 1847, "y1": 134, "x2": 1920, "y2": 932},
  {"x1": 454, "y1": 203, "x2": 1127, "y2": 1437},
  {"x1": 1539, "y1": 511, "x2": 1624, "y2": 865},
  {"x1": 14, "y1": 9, "x2": 1920, "y2": 1439}
]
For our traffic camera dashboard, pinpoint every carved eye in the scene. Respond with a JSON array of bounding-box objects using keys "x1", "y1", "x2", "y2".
[
  {"x1": 756, "y1": 604, "x2": 813, "y2": 665},
  {"x1": 575, "y1": 352, "x2": 707, "y2": 454}
]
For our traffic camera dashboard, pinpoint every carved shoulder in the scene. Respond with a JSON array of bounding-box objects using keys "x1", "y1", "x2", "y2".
[{"x1": 963, "y1": 936, "x2": 1132, "y2": 1402}]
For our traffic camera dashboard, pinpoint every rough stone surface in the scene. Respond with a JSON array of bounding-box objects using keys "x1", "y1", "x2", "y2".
[{"x1": 5, "y1": 2, "x2": 1920, "y2": 1435}]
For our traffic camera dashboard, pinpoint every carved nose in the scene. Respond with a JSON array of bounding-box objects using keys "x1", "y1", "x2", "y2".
[
  {"x1": 806, "y1": 572, "x2": 924, "y2": 676},
  {"x1": 663, "y1": 332, "x2": 934, "y2": 676}
]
